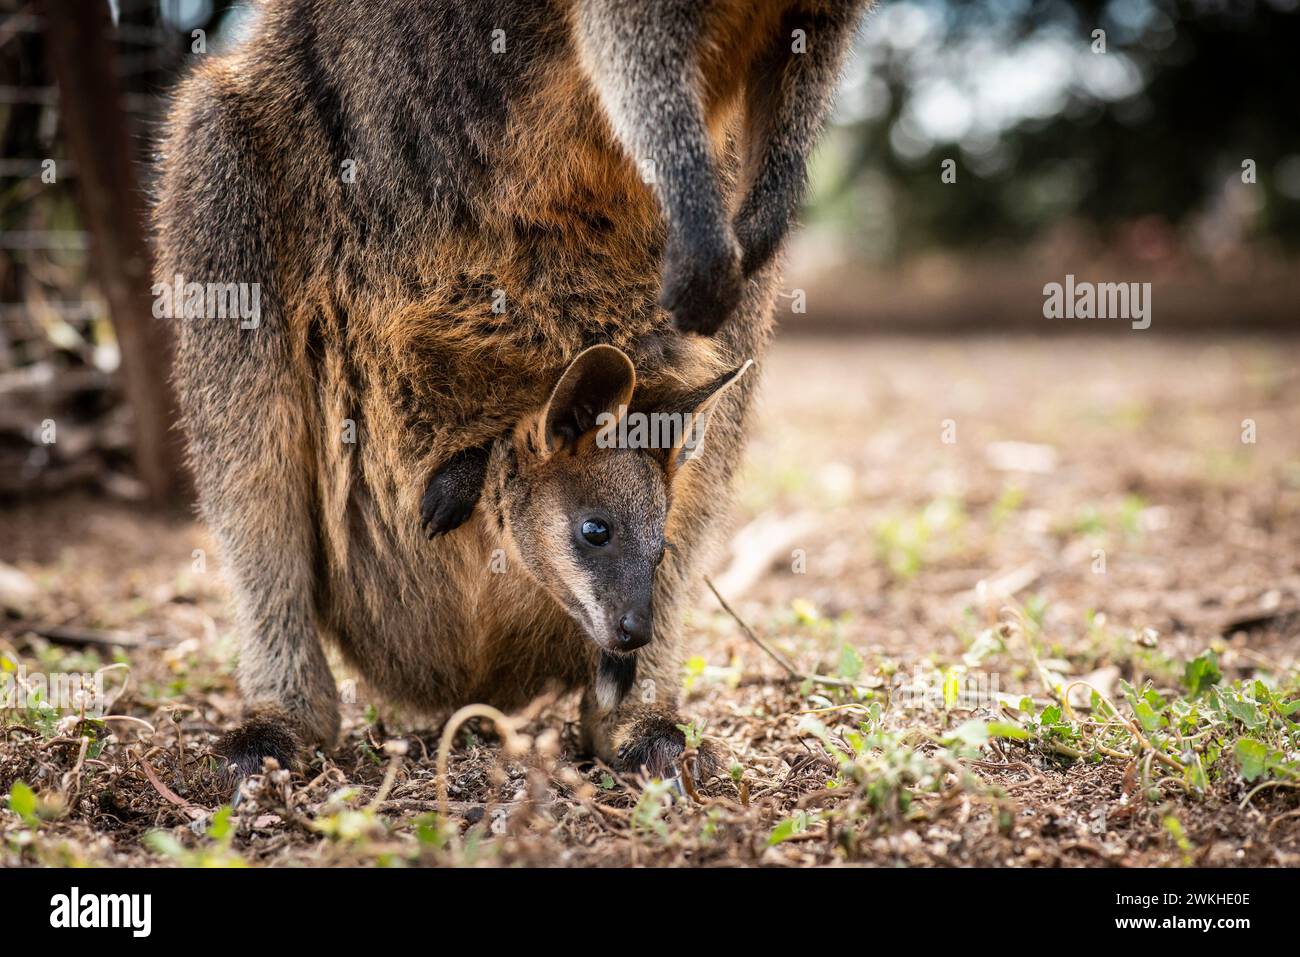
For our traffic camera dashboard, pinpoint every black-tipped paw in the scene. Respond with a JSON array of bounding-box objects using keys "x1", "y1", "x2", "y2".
[
  {"x1": 420, "y1": 476, "x2": 478, "y2": 538},
  {"x1": 659, "y1": 231, "x2": 744, "y2": 337},
  {"x1": 420, "y1": 444, "x2": 489, "y2": 539},
  {"x1": 615, "y1": 712, "x2": 721, "y2": 783},
  {"x1": 734, "y1": 207, "x2": 790, "y2": 280}
]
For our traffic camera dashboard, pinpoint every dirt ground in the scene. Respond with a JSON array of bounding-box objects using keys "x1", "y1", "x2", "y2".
[{"x1": 2, "y1": 334, "x2": 1298, "y2": 867}]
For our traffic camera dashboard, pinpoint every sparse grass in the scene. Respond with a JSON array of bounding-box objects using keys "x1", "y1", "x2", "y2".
[
  {"x1": 873, "y1": 497, "x2": 966, "y2": 580},
  {"x1": 2, "y1": 336, "x2": 1299, "y2": 866},
  {"x1": 979, "y1": 597, "x2": 1300, "y2": 810}
]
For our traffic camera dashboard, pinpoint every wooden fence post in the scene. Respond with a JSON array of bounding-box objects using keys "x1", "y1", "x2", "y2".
[{"x1": 38, "y1": 0, "x2": 187, "y2": 502}]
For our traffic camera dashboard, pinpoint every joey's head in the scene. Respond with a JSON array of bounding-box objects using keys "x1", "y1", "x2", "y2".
[{"x1": 500, "y1": 344, "x2": 749, "y2": 657}]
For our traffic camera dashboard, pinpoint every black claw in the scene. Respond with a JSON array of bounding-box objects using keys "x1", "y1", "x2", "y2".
[
  {"x1": 420, "y1": 443, "x2": 490, "y2": 539},
  {"x1": 614, "y1": 711, "x2": 722, "y2": 783}
]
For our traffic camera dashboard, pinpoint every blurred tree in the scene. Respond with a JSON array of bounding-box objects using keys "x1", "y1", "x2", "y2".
[
  {"x1": 38, "y1": 0, "x2": 186, "y2": 501},
  {"x1": 823, "y1": 0, "x2": 1300, "y2": 259},
  {"x1": 0, "y1": 15, "x2": 48, "y2": 353}
]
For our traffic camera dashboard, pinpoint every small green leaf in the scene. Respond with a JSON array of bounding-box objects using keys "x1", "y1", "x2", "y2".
[
  {"x1": 414, "y1": 813, "x2": 444, "y2": 846},
  {"x1": 8, "y1": 781, "x2": 36, "y2": 821},
  {"x1": 1234, "y1": 738, "x2": 1270, "y2": 782},
  {"x1": 791, "y1": 599, "x2": 820, "y2": 626},
  {"x1": 942, "y1": 670, "x2": 960, "y2": 709},
  {"x1": 768, "y1": 811, "x2": 814, "y2": 846},
  {"x1": 945, "y1": 719, "x2": 990, "y2": 747},
  {"x1": 207, "y1": 804, "x2": 233, "y2": 841},
  {"x1": 987, "y1": 721, "x2": 1030, "y2": 740},
  {"x1": 1133, "y1": 700, "x2": 1163, "y2": 733},
  {"x1": 676, "y1": 722, "x2": 702, "y2": 749},
  {"x1": 1222, "y1": 693, "x2": 1262, "y2": 729},
  {"x1": 1163, "y1": 815, "x2": 1192, "y2": 853},
  {"x1": 143, "y1": 830, "x2": 185, "y2": 858},
  {"x1": 1183, "y1": 652, "x2": 1221, "y2": 696},
  {"x1": 837, "y1": 643, "x2": 863, "y2": 682}
]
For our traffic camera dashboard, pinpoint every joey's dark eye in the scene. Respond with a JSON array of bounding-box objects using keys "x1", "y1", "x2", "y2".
[{"x1": 580, "y1": 519, "x2": 610, "y2": 546}]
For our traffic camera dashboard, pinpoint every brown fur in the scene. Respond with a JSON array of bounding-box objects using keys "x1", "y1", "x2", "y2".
[{"x1": 156, "y1": 0, "x2": 867, "y2": 779}]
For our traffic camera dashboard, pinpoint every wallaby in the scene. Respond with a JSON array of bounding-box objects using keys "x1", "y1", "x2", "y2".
[{"x1": 155, "y1": 0, "x2": 868, "y2": 779}]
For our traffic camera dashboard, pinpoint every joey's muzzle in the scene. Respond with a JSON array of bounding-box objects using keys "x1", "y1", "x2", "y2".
[{"x1": 615, "y1": 604, "x2": 652, "y2": 650}]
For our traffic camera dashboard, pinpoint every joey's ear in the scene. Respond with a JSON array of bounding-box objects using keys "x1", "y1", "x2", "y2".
[
  {"x1": 651, "y1": 359, "x2": 753, "y2": 482},
  {"x1": 527, "y1": 345, "x2": 636, "y2": 456}
]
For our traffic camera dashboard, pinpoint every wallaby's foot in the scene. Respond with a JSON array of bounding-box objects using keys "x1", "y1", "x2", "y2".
[
  {"x1": 613, "y1": 709, "x2": 721, "y2": 782},
  {"x1": 421, "y1": 442, "x2": 490, "y2": 538},
  {"x1": 660, "y1": 230, "x2": 744, "y2": 337},
  {"x1": 213, "y1": 708, "x2": 302, "y2": 784}
]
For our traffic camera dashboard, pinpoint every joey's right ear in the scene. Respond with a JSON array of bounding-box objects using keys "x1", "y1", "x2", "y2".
[
  {"x1": 518, "y1": 345, "x2": 636, "y2": 458},
  {"x1": 641, "y1": 359, "x2": 753, "y2": 483}
]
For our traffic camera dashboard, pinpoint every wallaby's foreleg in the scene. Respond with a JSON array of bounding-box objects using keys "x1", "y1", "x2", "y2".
[
  {"x1": 420, "y1": 441, "x2": 491, "y2": 538},
  {"x1": 158, "y1": 75, "x2": 338, "y2": 779},
  {"x1": 576, "y1": 0, "x2": 744, "y2": 337},
  {"x1": 733, "y1": 3, "x2": 862, "y2": 277},
  {"x1": 581, "y1": 650, "x2": 721, "y2": 783}
]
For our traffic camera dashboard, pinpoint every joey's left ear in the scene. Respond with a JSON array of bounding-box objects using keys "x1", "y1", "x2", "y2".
[
  {"x1": 522, "y1": 344, "x2": 637, "y2": 458},
  {"x1": 648, "y1": 359, "x2": 754, "y2": 482}
]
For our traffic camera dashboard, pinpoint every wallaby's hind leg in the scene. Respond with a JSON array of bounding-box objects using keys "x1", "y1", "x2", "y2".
[
  {"x1": 157, "y1": 72, "x2": 338, "y2": 779},
  {"x1": 576, "y1": 0, "x2": 744, "y2": 337},
  {"x1": 214, "y1": 709, "x2": 302, "y2": 780},
  {"x1": 733, "y1": 3, "x2": 862, "y2": 277},
  {"x1": 199, "y1": 385, "x2": 339, "y2": 779}
]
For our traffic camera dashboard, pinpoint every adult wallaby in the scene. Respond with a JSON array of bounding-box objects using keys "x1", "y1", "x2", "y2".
[{"x1": 155, "y1": 0, "x2": 868, "y2": 779}]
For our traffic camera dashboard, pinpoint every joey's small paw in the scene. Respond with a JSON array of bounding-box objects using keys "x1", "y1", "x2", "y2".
[
  {"x1": 614, "y1": 712, "x2": 720, "y2": 783},
  {"x1": 214, "y1": 711, "x2": 301, "y2": 786},
  {"x1": 659, "y1": 232, "x2": 744, "y2": 337},
  {"x1": 420, "y1": 468, "x2": 479, "y2": 539}
]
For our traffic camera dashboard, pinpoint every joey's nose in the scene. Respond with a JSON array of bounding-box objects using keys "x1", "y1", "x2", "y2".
[{"x1": 617, "y1": 608, "x2": 652, "y2": 649}]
